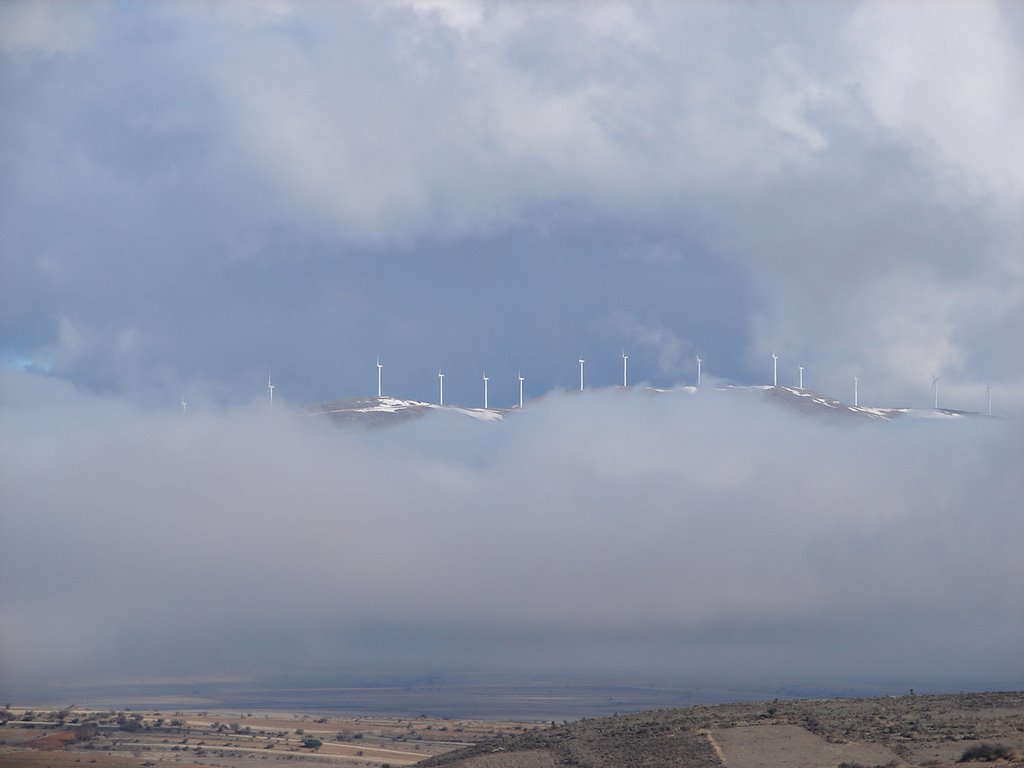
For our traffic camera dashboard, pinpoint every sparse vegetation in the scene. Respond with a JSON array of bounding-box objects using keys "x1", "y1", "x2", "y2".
[
  {"x1": 116, "y1": 712, "x2": 143, "y2": 732},
  {"x1": 73, "y1": 723, "x2": 99, "y2": 741},
  {"x1": 1, "y1": 693, "x2": 1022, "y2": 768}
]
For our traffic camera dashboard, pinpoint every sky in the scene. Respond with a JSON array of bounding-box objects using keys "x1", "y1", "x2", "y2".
[
  {"x1": 1, "y1": 0, "x2": 1023, "y2": 701},
  {"x1": 1, "y1": 0, "x2": 1022, "y2": 410}
]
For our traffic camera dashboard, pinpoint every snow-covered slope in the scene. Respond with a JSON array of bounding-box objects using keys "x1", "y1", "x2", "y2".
[
  {"x1": 758, "y1": 385, "x2": 989, "y2": 422},
  {"x1": 303, "y1": 387, "x2": 993, "y2": 428},
  {"x1": 303, "y1": 396, "x2": 506, "y2": 426}
]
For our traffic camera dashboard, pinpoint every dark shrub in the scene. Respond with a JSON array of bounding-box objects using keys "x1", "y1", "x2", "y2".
[
  {"x1": 958, "y1": 743, "x2": 1017, "y2": 762},
  {"x1": 74, "y1": 723, "x2": 99, "y2": 741}
]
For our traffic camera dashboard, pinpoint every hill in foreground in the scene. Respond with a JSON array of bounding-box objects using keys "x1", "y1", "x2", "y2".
[{"x1": 421, "y1": 692, "x2": 1024, "y2": 768}]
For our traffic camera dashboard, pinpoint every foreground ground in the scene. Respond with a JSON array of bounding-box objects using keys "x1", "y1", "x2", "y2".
[
  {"x1": 2, "y1": 691, "x2": 1022, "y2": 767},
  {"x1": 0, "y1": 707, "x2": 534, "y2": 768},
  {"x1": 421, "y1": 692, "x2": 1024, "y2": 768}
]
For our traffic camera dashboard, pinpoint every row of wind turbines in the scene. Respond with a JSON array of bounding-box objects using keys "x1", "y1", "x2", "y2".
[
  {"x1": 239, "y1": 352, "x2": 995, "y2": 416},
  {"x1": 768, "y1": 351, "x2": 993, "y2": 414}
]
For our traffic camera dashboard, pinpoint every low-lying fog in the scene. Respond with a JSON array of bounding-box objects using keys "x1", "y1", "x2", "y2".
[{"x1": 1, "y1": 370, "x2": 1021, "y2": 699}]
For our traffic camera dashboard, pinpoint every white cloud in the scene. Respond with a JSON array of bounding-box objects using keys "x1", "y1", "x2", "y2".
[
  {"x1": 757, "y1": 44, "x2": 832, "y2": 155},
  {"x1": 609, "y1": 312, "x2": 692, "y2": 378},
  {"x1": 0, "y1": 0, "x2": 103, "y2": 55},
  {"x1": 846, "y1": 0, "x2": 1024, "y2": 206},
  {"x1": 1, "y1": 0, "x2": 1022, "y2": 417}
]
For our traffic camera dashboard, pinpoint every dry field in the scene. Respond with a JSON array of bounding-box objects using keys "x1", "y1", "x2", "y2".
[
  {"x1": 0, "y1": 706, "x2": 537, "y2": 768},
  {"x1": 2, "y1": 692, "x2": 1023, "y2": 768}
]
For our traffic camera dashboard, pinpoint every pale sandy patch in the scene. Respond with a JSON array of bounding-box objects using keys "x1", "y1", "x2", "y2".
[
  {"x1": 711, "y1": 723, "x2": 899, "y2": 768},
  {"x1": 453, "y1": 749, "x2": 562, "y2": 768}
]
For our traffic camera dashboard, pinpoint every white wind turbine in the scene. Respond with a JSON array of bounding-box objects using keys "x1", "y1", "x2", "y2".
[
  {"x1": 696, "y1": 355, "x2": 702, "y2": 387},
  {"x1": 853, "y1": 376, "x2": 859, "y2": 407},
  {"x1": 518, "y1": 371, "x2": 525, "y2": 409},
  {"x1": 438, "y1": 370, "x2": 445, "y2": 406},
  {"x1": 772, "y1": 352, "x2": 779, "y2": 387},
  {"x1": 180, "y1": 395, "x2": 188, "y2": 415},
  {"x1": 579, "y1": 357, "x2": 585, "y2": 392},
  {"x1": 483, "y1": 372, "x2": 489, "y2": 409},
  {"x1": 267, "y1": 372, "x2": 274, "y2": 406},
  {"x1": 798, "y1": 366, "x2": 804, "y2": 390},
  {"x1": 932, "y1": 375, "x2": 940, "y2": 409},
  {"x1": 622, "y1": 352, "x2": 628, "y2": 388},
  {"x1": 377, "y1": 356, "x2": 383, "y2": 398},
  {"x1": 987, "y1": 384, "x2": 993, "y2": 416}
]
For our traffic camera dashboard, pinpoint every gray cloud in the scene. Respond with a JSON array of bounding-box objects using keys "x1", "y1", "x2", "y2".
[
  {"x1": 2, "y1": 371, "x2": 1020, "y2": 695},
  {"x1": 1, "y1": 1, "x2": 1021, "y2": 411}
]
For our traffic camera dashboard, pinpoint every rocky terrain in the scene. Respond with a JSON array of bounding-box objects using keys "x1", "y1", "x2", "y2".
[
  {"x1": 421, "y1": 691, "x2": 1024, "y2": 768},
  {"x1": 3, "y1": 692, "x2": 1021, "y2": 767}
]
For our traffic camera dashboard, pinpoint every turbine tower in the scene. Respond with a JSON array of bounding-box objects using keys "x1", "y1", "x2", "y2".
[
  {"x1": 696, "y1": 355, "x2": 702, "y2": 387},
  {"x1": 798, "y1": 366, "x2": 804, "y2": 390},
  {"x1": 483, "y1": 372, "x2": 489, "y2": 409},
  {"x1": 932, "y1": 375, "x2": 940, "y2": 409},
  {"x1": 518, "y1": 371, "x2": 525, "y2": 409},
  {"x1": 772, "y1": 352, "x2": 779, "y2": 387},
  {"x1": 579, "y1": 357, "x2": 585, "y2": 392},
  {"x1": 180, "y1": 396, "x2": 188, "y2": 415},
  {"x1": 267, "y1": 372, "x2": 274, "y2": 406},
  {"x1": 987, "y1": 384, "x2": 992, "y2": 416},
  {"x1": 854, "y1": 376, "x2": 859, "y2": 407},
  {"x1": 376, "y1": 356, "x2": 383, "y2": 398},
  {"x1": 622, "y1": 352, "x2": 628, "y2": 388},
  {"x1": 438, "y1": 370, "x2": 445, "y2": 406}
]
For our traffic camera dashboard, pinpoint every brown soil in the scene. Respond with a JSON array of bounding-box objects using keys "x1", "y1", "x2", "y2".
[
  {"x1": 2, "y1": 692, "x2": 1022, "y2": 768},
  {"x1": 0, "y1": 707, "x2": 534, "y2": 768},
  {"x1": 710, "y1": 722, "x2": 900, "y2": 767},
  {"x1": 422, "y1": 691, "x2": 1024, "y2": 768},
  {"x1": 19, "y1": 730, "x2": 79, "y2": 750}
]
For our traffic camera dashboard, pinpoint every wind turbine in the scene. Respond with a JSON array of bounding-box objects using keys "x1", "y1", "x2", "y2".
[
  {"x1": 772, "y1": 352, "x2": 779, "y2": 387},
  {"x1": 798, "y1": 366, "x2": 804, "y2": 389},
  {"x1": 987, "y1": 385, "x2": 992, "y2": 416},
  {"x1": 180, "y1": 395, "x2": 188, "y2": 415},
  {"x1": 518, "y1": 371, "x2": 525, "y2": 409},
  {"x1": 483, "y1": 372, "x2": 489, "y2": 409},
  {"x1": 932, "y1": 375, "x2": 940, "y2": 409},
  {"x1": 696, "y1": 355, "x2": 702, "y2": 387},
  {"x1": 579, "y1": 357, "x2": 585, "y2": 392},
  {"x1": 376, "y1": 356, "x2": 383, "y2": 398},
  {"x1": 853, "y1": 376, "x2": 859, "y2": 407},
  {"x1": 622, "y1": 352, "x2": 628, "y2": 388},
  {"x1": 267, "y1": 372, "x2": 274, "y2": 406},
  {"x1": 438, "y1": 370, "x2": 445, "y2": 406}
]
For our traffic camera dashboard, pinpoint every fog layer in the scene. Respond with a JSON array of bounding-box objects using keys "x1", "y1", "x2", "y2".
[{"x1": 1, "y1": 371, "x2": 1021, "y2": 696}]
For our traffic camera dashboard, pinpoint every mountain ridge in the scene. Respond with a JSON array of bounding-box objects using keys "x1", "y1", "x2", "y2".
[{"x1": 302, "y1": 386, "x2": 998, "y2": 427}]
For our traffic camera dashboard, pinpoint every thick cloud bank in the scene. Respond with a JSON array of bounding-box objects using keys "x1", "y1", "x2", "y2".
[{"x1": 2, "y1": 371, "x2": 1021, "y2": 696}]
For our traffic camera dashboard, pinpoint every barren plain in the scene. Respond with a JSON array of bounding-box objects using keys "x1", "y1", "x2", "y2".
[{"x1": 2, "y1": 692, "x2": 1022, "y2": 768}]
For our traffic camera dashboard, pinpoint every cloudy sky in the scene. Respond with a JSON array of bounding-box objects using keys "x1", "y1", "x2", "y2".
[
  {"x1": 1, "y1": 0, "x2": 1022, "y2": 409},
  {"x1": 1, "y1": 1, "x2": 1022, "y2": 701}
]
